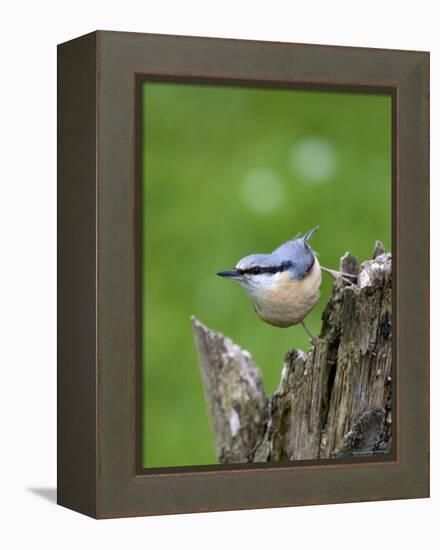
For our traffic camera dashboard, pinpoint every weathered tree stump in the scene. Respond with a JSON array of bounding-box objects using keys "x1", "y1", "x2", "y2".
[{"x1": 192, "y1": 243, "x2": 392, "y2": 463}]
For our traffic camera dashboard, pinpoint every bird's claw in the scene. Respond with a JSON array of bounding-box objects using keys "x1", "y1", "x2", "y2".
[{"x1": 309, "y1": 335, "x2": 324, "y2": 346}]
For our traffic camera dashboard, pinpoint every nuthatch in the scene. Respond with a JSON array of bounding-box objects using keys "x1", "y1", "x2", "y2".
[{"x1": 217, "y1": 227, "x2": 352, "y2": 344}]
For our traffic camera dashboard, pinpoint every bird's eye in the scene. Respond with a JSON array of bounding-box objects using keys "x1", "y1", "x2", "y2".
[{"x1": 251, "y1": 267, "x2": 261, "y2": 275}]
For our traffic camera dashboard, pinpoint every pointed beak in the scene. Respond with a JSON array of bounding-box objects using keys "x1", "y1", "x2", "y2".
[{"x1": 217, "y1": 269, "x2": 242, "y2": 280}]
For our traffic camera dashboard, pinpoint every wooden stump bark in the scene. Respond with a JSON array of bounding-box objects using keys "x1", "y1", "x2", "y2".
[{"x1": 192, "y1": 243, "x2": 392, "y2": 463}]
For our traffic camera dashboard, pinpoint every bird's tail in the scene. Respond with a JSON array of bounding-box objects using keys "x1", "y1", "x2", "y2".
[{"x1": 303, "y1": 226, "x2": 319, "y2": 242}]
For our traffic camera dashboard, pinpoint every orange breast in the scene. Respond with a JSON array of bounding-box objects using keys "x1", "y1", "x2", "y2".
[{"x1": 254, "y1": 258, "x2": 321, "y2": 327}]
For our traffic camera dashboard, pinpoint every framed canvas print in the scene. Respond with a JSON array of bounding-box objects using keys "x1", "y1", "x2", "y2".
[{"x1": 57, "y1": 31, "x2": 429, "y2": 518}]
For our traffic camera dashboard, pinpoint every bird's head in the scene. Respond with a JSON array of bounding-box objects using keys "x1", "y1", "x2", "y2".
[{"x1": 217, "y1": 227, "x2": 319, "y2": 298}]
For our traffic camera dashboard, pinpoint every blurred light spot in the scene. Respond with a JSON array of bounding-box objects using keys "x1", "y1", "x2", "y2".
[
  {"x1": 290, "y1": 138, "x2": 337, "y2": 184},
  {"x1": 240, "y1": 168, "x2": 283, "y2": 213}
]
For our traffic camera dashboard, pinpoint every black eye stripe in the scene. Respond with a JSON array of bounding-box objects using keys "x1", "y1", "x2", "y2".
[{"x1": 241, "y1": 262, "x2": 293, "y2": 275}]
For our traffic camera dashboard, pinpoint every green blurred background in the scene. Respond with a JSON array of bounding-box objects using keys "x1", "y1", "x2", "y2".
[{"x1": 142, "y1": 82, "x2": 391, "y2": 468}]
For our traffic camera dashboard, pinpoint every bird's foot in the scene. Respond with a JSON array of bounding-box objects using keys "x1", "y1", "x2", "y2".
[
  {"x1": 309, "y1": 335, "x2": 326, "y2": 346},
  {"x1": 309, "y1": 335, "x2": 319, "y2": 346},
  {"x1": 301, "y1": 321, "x2": 322, "y2": 347}
]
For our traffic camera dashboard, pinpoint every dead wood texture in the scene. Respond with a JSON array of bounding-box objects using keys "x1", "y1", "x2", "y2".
[{"x1": 192, "y1": 243, "x2": 392, "y2": 463}]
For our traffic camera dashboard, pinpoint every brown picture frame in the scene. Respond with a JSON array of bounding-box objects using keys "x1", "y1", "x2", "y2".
[{"x1": 57, "y1": 30, "x2": 429, "y2": 518}]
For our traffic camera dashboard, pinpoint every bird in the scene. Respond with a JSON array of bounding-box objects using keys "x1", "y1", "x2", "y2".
[{"x1": 217, "y1": 227, "x2": 354, "y2": 345}]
